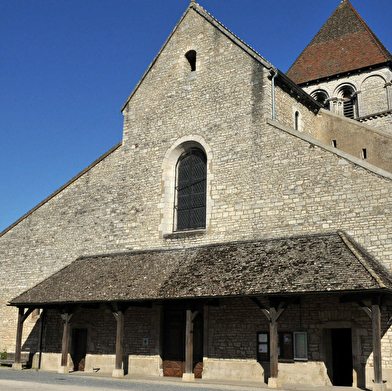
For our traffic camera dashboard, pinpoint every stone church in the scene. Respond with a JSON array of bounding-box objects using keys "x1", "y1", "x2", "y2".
[{"x1": 1, "y1": 1, "x2": 392, "y2": 389}]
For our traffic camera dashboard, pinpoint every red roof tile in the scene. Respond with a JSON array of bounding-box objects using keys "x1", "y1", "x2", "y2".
[{"x1": 286, "y1": 0, "x2": 392, "y2": 84}]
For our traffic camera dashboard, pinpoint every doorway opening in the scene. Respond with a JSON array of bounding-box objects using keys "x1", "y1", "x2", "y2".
[
  {"x1": 71, "y1": 328, "x2": 87, "y2": 372},
  {"x1": 163, "y1": 308, "x2": 203, "y2": 378},
  {"x1": 331, "y1": 328, "x2": 353, "y2": 386}
]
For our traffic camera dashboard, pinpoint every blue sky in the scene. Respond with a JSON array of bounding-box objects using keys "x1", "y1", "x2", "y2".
[{"x1": 1, "y1": 0, "x2": 391, "y2": 233}]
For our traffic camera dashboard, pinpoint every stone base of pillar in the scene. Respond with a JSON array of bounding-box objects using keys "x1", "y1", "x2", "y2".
[
  {"x1": 112, "y1": 368, "x2": 125, "y2": 378},
  {"x1": 182, "y1": 373, "x2": 195, "y2": 382},
  {"x1": 11, "y1": 363, "x2": 23, "y2": 370},
  {"x1": 268, "y1": 377, "x2": 281, "y2": 388},
  {"x1": 373, "y1": 382, "x2": 387, "y2": 391},
  {"x1": 58, "y1": 366, "x2": 69, "y2": 374}
]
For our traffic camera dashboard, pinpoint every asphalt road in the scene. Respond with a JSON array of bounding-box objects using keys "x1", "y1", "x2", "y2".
[
  {"x1": 0, "y1": 368, "x2": 369, "y2": 391},
  {"x1": 0, "y1": 368, "x2": 260, "y2": 391}
]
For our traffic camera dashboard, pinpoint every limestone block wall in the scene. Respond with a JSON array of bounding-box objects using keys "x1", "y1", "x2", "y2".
[
  {"x1": 360, "y1": 113, "x2": 392, "y2": 133},
  {"x1": 314, "y1": 109, "x2": 392, "y2": 173},
  {"x1": 274, "y1": 84, "x2": 319, "y2": 138}
]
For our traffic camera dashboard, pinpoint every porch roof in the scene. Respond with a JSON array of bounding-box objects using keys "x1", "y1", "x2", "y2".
[{"x1": 10, "y1": 231, "x2": 392, "y2": 307}]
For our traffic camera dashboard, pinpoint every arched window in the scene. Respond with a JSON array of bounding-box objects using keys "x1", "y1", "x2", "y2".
[
  {"x1": 185, "y1": 50, "x2": 197, "y2": 72},
  {"x1": 175, "y1": 148, "x2": 206, "y2": 231},
  {"x1": 311, "y1": 90, "x2": 330, "y2": 110},
  {"x1": 338, "y1": 85, "x2": 357, "y2": 119}
]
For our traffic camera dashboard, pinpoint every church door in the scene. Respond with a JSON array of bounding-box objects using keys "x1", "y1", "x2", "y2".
[{"x1": 163, "y1": 309, "x2": 203, "y2": 378}]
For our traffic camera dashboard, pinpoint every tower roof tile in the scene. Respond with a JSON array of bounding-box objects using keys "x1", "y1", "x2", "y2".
[{"x1": 286, "y1": 0, "x2": 392, "y2": 84}]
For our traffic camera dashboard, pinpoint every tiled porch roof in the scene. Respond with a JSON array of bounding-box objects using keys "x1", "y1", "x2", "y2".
[{"x1": 10, "y1": 231, "x2": 392, "y2": 306}]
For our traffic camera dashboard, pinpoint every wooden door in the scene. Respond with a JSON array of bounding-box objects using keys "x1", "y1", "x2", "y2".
[
  {"x1": 163, "y1": 309, "x2": 203, "y2": 378},
  {"x1": 72, "y1": 328, "x2": 87, "y2": 372},
  {"x1": 163, "y1": 310, "x2": 185, "y2": 377}
]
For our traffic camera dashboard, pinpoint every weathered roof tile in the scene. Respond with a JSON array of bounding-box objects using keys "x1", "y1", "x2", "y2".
[
  {"x1": 10, "y1": 231, "x2": 392, "y2": 306},
  {"x1": 286, "y1": 0, "x2": 392, "y2": 84}
]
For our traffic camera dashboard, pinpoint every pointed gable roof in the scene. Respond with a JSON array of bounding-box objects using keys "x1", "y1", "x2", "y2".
[
  {"x1": 121, "y1": 2, "x2": 273, "y2": 111},
  {"x1": 286, "y1": 0, "x2": 392, "y2": 85}
]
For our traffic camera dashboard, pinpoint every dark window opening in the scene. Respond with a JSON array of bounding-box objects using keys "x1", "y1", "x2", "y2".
[
  {"x1": 332, "y1": 140, "x2": 337, "y2": 148},
  {"x1": 362, "y1": 148, "x2": 367, "y2": 159},
  {"x1": 175, "y1": 148, "x2": 206, "y2": 231},
  {"x1": 185, "y1": 50, "x2": 197, "y2": 72},
  {"x1": 294, "y1": 111, "x2": 299, "y2": 130},
  {"x1": 313, "y1": 91, "x2": 330, "y2": 110},
  {"x1": 341, "y1": 86, "x2": 356, "y2": 119}
]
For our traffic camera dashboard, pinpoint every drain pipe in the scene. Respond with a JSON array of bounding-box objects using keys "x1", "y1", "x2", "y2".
[{"x1": 271, "y1": 68, "x2": 278, "y2": 121}]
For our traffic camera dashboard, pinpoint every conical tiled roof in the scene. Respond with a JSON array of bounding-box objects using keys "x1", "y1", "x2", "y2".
[{"x1": 286, "y1": 0, "x2": 392, "y2": 85}]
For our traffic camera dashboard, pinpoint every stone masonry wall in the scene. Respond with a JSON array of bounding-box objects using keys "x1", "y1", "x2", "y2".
[
  {"x1": 315, "y1": 109, "x2": 392, "y2": 173},
  {"x1": 360, "y1": 113, "x2": 392, "y2": 133}
]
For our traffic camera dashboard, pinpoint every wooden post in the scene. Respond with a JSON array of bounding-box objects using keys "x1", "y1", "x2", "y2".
[
  {"x1": 269, "y1": 307, "x2": 278, "y2": 378},
  {"x1": 12, "y1": 307, "x2": 24, "y2": 370},
  {"x1": 59, "y1": 312, "x2": 72, "y2": 373},
  {"x1": 112, "y1": 309, "x2": 125, "y2": 377},
  {"x1": 268, "y1": 305, "x2": 281, "y2": 388},
  {"x1": 183, "y1": 309, "x2": 195, "y2": 382},
  {"x1": 372, "y1": 297, "x2": 384, "y2": 389}
]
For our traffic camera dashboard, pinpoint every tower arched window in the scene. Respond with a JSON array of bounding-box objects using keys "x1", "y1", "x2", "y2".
[
  {"x1": 339, "y1": 85, "x2": 357, "y2": 119},
  {"x1": 175, "y1": 148, "x2": 206, "y2": 231},
  {"x1": 312, "y1": 90, "x2": 330, "y2": 110}
]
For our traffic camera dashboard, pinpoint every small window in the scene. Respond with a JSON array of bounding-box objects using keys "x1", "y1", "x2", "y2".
[
  {"x1": 332, "y1": 140, "x2": 337, "y2": 148},
  {"x1": 294, "y1": 332, "x2": 308, "y2": 360},
  {"x1": 175, "y1": 148, "x2": 206, "y2": 231},
  {"x1": 362, "y1": 148, "x2": 367, "y2": 159},
  {"x1": 294, "y1": 111, "x2": 299, "y2": 130},
  {"x1": 185, "y1": 50, "x2": 196, "y2": 72}
]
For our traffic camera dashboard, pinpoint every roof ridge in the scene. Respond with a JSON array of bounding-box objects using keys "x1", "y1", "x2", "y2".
[
  {"x1": 338, "y1": 231, "x2": 386, "y2": 288},
  {"x1": 346, "y1": 0, "x2": 391, "y2": 62},
  {"x1": 192, "y1": 3, "x2": 271, "y2": 67}
]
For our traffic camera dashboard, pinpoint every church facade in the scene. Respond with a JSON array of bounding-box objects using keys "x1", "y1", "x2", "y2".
[{"x1": 2, "y1": 1, "x2": 392, "y2": 389}]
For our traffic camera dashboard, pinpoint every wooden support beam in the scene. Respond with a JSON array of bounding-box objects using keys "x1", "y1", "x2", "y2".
[
  {"x1": 13, "y1": 307, "x2": 25, "y2": 370},
  {"x1": 13, "y1": 306, "x2": 37, "y2": 370},
  {"x1": 183, "y1": 309, "x2": 195, "y2": 382},
  {"x1": 59, "y1": 312, "x2": 73, "y2": 373},
  {"x1": 357, "y1": 300, "x2": 372, "y2": 319},
  {"x1": 251, "y1": 297, "x2": 299, "y2": 388},
  {"x1": 353, "y1": 295, "x2": 386, "y2": 389},
  {"x1": 112, "y1": 303, "x2": 130, "y2": 378},
  {"x1": 269, "y1": 306, "x2": 279, "y2": 380},
  {"x1": 112, "y1": 309, "x2": 125, "y2": 377},
  {"x1": 372, "y1": 296, "x2": 383, "y2": 386}
]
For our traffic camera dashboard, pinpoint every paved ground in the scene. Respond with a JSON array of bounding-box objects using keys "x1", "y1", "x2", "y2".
[{"x1": 0, "y1": 367, "x2": 370, "y2": 391}]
